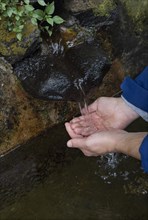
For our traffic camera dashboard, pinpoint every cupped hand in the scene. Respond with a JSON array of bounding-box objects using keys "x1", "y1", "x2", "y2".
[
  {"x1": 65, "y1": 122, "x2": 147, "y2": 159},
  {"x1": 69, "y1": 97, "x2": 139, "y2": 137},
  {"x1": 65, "y1": 122, "x2": 128, "y2": 156}
]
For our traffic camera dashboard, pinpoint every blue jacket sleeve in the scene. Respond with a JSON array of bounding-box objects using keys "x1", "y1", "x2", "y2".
[
  {"x1": 121, "y1": 66, "x2": 148, "y2": 173},
  {"x1": 139, "y1": 135, "x2": 148, "y2": 173},
  {"x1": 121, "y1": 66, "x2": 148, "y2": 112}
]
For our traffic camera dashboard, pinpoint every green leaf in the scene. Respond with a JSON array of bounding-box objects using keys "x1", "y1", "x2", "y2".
[
  {"x1": 33, "y1": 9, "x2": 44, "y2": 20},
  {"x1": 31, "y1": 17, "x2": 38, "y2": 25},
  {"x1": 24, "y1": 0, "x2": 30, "y2": 4},
  {"x1": 15, "y1": 15, "x2": 20, "y2": 21},
  {"x1": 18, "y1": 10, "x2": 24, "y2": 16},
  {"x1": 47, "y1": 30, "x2": 52, "y2": 36},
  {"x1": 45, "y1": 27, "x2": 52, "y2": 36},
  {"x1": 25, "y1": 5, "x2": 34, "y2": 12},
  {"x1": 45, "y1": 2, "x2": 55, "y2": 15},
  {"x1": 7, "y1": 8, "x2": 13, "y2": 17},
  {"x1": 11, "y1": 7, "x2": 17, "y2": 15},
  {"x1": 1, "y1": 3, "x2": 6, "y2": 10},
  {"x1": 13, "y1": 26, "x2": 21, "y2": 33},
  {"x1": 53, "y1": 16, "x2": 64, "y2": 24},
  {"x1": 37, "y1": 0, "x2": 47, "y2": 6},
  {"x1": 19, "y1": 24, "x2": 24, "y2": 30},
  {"x1": 46, "y1": 17, "x2": 54, "y2": 26},
  {"x1": 16, "y1": 33, "x2": 22, "y2": 41}
]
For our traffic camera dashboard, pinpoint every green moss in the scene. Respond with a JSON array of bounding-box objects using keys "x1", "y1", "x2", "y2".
[
  {"x1": 89, "y1": 0, "x2": 116, "y2": 17},
  {"x1": 0, "y1": 20, "x2": 39, "y2": 57},
  {"x1": 120, "y1": 0, "x2": 148, "y2": 31}
]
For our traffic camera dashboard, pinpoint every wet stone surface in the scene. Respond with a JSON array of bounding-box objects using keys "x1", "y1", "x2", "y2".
[
  {"x1": 97, "y1": 4, "x2": 148, "y2": 76},
  {"x1": 0, "y1": 124, "x2": 71, "y2": 209},
  {"x1": 66, "y1": 41, "x2": 111, "y2": 93},
  {"x1": 75, "y1": 9, "x2": 118, "y2": 28},
  {"x1": 14, "y1": 41, "x2": 110, "y2": 101}
]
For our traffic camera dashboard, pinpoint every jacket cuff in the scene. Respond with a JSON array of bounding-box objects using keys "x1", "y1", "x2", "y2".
[
  {"x1": 121, "y1": 96, "x2": 148, "y2": 122},
  {"x1": 139, "y1": 135, "x2": 148, "y2": 173},
  {"x1": 121, "y1": 77, "x2": 148, "y2": 112}
]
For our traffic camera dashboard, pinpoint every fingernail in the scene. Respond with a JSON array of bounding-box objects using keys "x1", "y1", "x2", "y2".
[{"x1": 67, "y1": 141, "x2": 72, "y2": 147}]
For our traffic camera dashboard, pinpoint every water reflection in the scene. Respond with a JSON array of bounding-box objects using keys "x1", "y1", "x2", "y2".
[{"x1": 0, "y1": 119, "x2": 148, "y2": 220}]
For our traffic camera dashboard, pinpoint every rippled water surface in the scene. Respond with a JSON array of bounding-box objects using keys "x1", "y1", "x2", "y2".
[{"x1": 0, "y1": 119, "x2": 148, "y2": 220}]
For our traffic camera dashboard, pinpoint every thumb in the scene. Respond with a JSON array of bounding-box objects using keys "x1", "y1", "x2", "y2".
[{"x1": 67, "y1": 137, "x2": 86, "y2": 149}]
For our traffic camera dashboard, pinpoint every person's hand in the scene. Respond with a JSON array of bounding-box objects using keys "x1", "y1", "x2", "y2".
[
  {"x1": 65, "y1": 122, "x2": 147, "y2": 159},
  {"x1": 69, "y1": 97, "x2": 139, "y2": 137},
  {"x1": 65, "y1": 122, "x2": 127, "y2": 156}
]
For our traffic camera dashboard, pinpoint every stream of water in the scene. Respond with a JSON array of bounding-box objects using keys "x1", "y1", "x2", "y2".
[{"x1": 74, "y1": 79, "x2": 118, "y2": 165}]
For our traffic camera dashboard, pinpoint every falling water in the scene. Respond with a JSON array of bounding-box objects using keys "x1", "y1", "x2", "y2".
[
  {"x1": 74, "y1": 79, "x2": 122, "y2": 178},
  {"x1": 74, "y1": 79, "x2": 89, "y2": 114}
]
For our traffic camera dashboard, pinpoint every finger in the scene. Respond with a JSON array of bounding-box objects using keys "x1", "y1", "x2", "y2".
[
  {"x1": 70, "y1": 120, "x2": 89, "y2": 130},
  {"x1": 81, "y1": 126, "x2": 98, "y2": 136},
  {"x1": 65, "y1": 123, "x2": 82, "y2": 138},
  {"x1": 70, "y1": 115, "x2": 85, "y2": 124},
  {"x1": 70, "y1": 117, "x2": 81, "y2": 124},
  {"x1": 67, "y1": 137, "x2": 87, "y2": 148},
  {"x1": 71, "y1": 114, "x2": 95, "y2": 126},
  {"x1": 72, "y1": 125, "x2": 97, "y2": 136}
]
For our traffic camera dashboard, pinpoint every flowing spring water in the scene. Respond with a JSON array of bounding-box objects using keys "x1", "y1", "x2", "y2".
[
  {"x1": 74, "y1": 79, "x2": 89, "y2": 115},
  {"x1": 74, "y1": 79, "x2": 118, "y2": 169}
]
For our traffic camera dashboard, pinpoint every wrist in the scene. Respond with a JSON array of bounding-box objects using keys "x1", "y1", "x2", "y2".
[
  {"x1": 116, "y1": 132, "x2": 148, "y2": 159},
  {"x1": 118, "y1": 97, "x2": 139, "y2": 127}
]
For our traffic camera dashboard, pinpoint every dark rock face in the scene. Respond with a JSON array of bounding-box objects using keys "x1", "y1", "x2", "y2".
[
  {"x1": 75, "y1": 9, "x2": 117, "y2": 28},
  {"x1": 14, "y1": 55, "x2": 75, "y2": 100},
  {"x1": 64, "y1": 0, "x2": 102, "y2": 13},
  {"x1": 99, "y1": 4, "x2": 148, "y2": 76},
  {"x1": 66, "y1": 42, "x2": 111, "y2": 93},
  {"x1": 14, "y1": 41, "x2": 110, "y2": 101}
]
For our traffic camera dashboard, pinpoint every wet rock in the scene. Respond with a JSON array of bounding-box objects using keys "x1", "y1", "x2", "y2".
[
  {"x1": 14, "y1": 55, "x2": 79, "y2": 101},
  {"x1": 75, "y1": 9, "x2": 117, "y2": 28},
  {"x1": 66, "y1": 41, "x2": 111, "y2": 93},
  {"x1": 64, "y1": 0, "x2": 103, "y2": 13},
  {"x1": 64, "y1": 0, "x2": 116, "y2": 19},
  {"x1": 120, "y1": 0, "x2": 148, "y2": 32},
  {"x1": 0, "y1": 21, "x2": 41, "y2": 65},
  {"x1": 97, "y1": 2, "x2": 148, "y2": 76},
  {"x1": 0, "y1": 58, "x2": 14, "y2": 144},
  {"x1": 0, "y1": 57, "x2": 78, "y2": 154},
  {"x1": 14, "y1": 41, "x2": 110, "y2": 101}
]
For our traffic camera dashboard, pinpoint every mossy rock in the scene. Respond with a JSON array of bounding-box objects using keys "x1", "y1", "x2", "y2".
[
  {"x1": 120, "y1": 0, "x2": 148, "y2": 32},
  {"x1": 0, "y1": 21, "x2": 41, "y2": 64},
  {"x1": 64, "y1": 0, "x2": 115, "y2": 15}
]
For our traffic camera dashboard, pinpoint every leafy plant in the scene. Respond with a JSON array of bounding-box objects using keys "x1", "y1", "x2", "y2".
[{"x1": 0, "y1": 0, "x2": 64, "y2": 40}]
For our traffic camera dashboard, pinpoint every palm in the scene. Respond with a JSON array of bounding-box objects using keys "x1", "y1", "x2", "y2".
[{"x1": 70, "y1": 97, "x2": 138, "y2": 137}]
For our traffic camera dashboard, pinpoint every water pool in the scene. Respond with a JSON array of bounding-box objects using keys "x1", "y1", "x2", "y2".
[{"x1": 0, "y1": 119, "x2": 148, "y2": 220}]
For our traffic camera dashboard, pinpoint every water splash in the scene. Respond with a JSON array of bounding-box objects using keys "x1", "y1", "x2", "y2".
[{"x1": 51, "y1": 39, "x2": 64, "y2": 55}]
